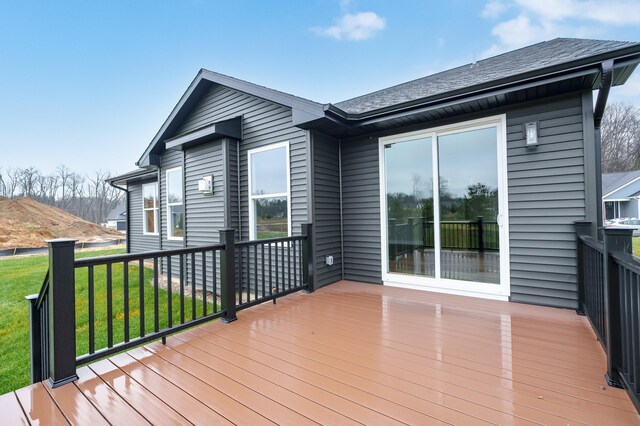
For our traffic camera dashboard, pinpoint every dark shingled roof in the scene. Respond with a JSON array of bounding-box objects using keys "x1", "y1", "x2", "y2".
[
  {"x1": 603, "y1": 170, "x2": 640, "y2": 196},
  {"x1": 334, "y1": 38, "x2": 639, "y2": 115}
]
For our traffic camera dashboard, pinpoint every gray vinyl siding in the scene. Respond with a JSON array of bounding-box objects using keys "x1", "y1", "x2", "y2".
[
  {"x1": 340, "y1": 137, "x2": 382, "y2": 283},
  {"x1": 176, "y1": 84, "x2": 308, "y2": 241},
  {"x1": 128, "y1": 182, "x2": 160, "y2": 253},
  {"x1": 506, "y1": 93, "x2": 585, "y2": 308},
  {"x1": 312, "y1": 132, "x2": 342, "y2": 287},
  {"x1": 184, "y1": 140, "x2": 224, "y2": 245}
]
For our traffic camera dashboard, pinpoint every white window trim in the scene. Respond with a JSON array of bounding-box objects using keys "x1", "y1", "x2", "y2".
[
  {"x1": 247, "y1": 142, "x2": 291, "y2": 240},
  {"x1": 166, "y1": 166, "x2": 184, "y2": 241},
  {"x1": 142, "y1": 182, "x2": 159, "y2": 235},
  {"x1": 378, "y1": 114, "x2": 511, "y2": 301}
]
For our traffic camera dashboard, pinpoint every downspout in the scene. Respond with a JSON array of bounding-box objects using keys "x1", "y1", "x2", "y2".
[
  {"x1": 107, "y1": 181, "x2": 130, "y2": 253},
  {"x1": 593, "y1": 60, "x2": 614, "y2": 234}
]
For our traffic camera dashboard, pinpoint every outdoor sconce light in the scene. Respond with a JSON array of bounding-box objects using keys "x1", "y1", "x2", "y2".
[
  {"x1": 524, "y1": 122, "x2": 538, "y2": 148},
  {"x1": 197, "y1": 175, "x2": 213, "y2": 195}
]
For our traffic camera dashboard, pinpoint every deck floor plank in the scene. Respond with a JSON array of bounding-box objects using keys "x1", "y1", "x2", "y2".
[
  {"x1": 4, "y1": 280, "x2": 640, "y2": 425},
  {"x1": 14, "y1": 382, "x2": 68, "y2": 425},
  {"x1": 108, "y1": 353, "x2": 234, "y2": 425},
  {"x1": 73, "y1": 365, "x2": 151, "y2": 425},
  {"x1": 127, "y1": 346, "x2": 275, "y2": 426},
  {"x1": 174, "y1": 329, "x2": 398, "y2": 425},
  {"x1": 0, "y1": 391, "x2": 29, "y2": 425},
  {"x1": 164, "y1": 334, "x2": 361, "y2": 425},
  {"x1": 43, "y1": 377, "x2": 110, "y2": 426}
]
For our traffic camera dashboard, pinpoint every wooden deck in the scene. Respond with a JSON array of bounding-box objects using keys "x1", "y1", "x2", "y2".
[{"x1": 2, "y1": 281, "x2": 639, "y2": 425}]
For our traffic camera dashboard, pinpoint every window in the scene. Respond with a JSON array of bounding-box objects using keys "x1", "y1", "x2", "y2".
[
  {"x1": 166, "y1": 167, "x2": 184, "y2": 239},
  {"x1": 248, "y1": 142, "x2": 290, "y2": 240},
  {"x1": 142, "y1": 183, "x2": 159, "y2": 235}
]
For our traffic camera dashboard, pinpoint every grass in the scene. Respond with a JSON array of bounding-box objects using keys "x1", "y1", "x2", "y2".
[
  {"x1": 0, "y1": 249, "x2": 216, "y2": 394},
  {"x1": 634, "y1": 237, "x2": 640, "y2": 256}
]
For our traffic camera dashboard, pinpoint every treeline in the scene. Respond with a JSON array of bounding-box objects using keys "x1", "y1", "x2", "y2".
[
  {"x1": 0, "y1": 165, "x2": 124, "y2": 224},
  {"x1": 602, "y1": 101, "x2": 640, "y2": 173}
]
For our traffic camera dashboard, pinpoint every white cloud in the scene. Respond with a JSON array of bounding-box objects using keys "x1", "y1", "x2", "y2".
[
  {"x1": 515, "y1": 0, "x2": 640, "y2": 24},
  {"x1": 480, "y1": 0, "x2": 640, "y2": 58},
  {"x1": 482, "y1": 0, "x2": 508, "y2": 18},
  {"x1": 313, "y1": 12, "x2": 386, "y2": 41}
]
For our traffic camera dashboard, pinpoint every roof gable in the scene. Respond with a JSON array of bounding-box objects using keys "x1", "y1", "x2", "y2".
[
  {"x1": 603, "y1": 170, "x2": 640, "y2": 198},
  {"x1": 137, "y1": 70, "x2": 324, "y2": 167}
]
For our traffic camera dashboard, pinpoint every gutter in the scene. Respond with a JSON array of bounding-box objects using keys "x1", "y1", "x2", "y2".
[
  {"x1": 107, "y1": 180, "x2": 131, "y2": 253},
  {"x1": 593, "y1": 60, "x2": 615, "y2": 230}
]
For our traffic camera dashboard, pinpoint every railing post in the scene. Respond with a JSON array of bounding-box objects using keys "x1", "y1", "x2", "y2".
[
  {"x1": 219, "y1": 229, "x2": 237, "y2": 323},
  {"x1": 388, "y1": 218, "x2": 397, "y2": 260},
  {"x1": 25, "y1": 294, "x2": 43, "y2": 383},
  {"x1": 574, "y1": 221, "x2": 592, "y2": 315},
  {"x1": 407, "y1": 217, "x2": 414, "y2": 252},
  {"x1": 477, "y1": 217, "x2": 484, "y2": 252},
  {"x1": 603, "y1": 227, "x2": 633, "y2": 388},
  {"x1": 302, "y1": 223, "x2": 314, "y2": 293},
  {"x1": 47, "y1": 238, "x2": 78, "y2": 387}
]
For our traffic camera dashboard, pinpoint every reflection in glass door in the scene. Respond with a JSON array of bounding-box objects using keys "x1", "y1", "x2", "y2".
[
  {"x1": 384, "y1": 137, "x2": 434, "y2": 277},
  {"x1": 383, "y1": 121, "x2": 504, "y2": 291},
  {"x1": 438, "y1": 127, "x2": 500, "y2": 284}
]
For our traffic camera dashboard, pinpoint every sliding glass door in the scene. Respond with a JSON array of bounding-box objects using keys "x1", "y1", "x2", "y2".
[{"x1": 382, "y1": 116, "x2": 508, "y2": 297}]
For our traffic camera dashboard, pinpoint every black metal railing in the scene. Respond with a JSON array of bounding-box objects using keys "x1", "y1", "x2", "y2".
[
  {"x1": 610, "y1": 251, "x2": 640, "y2": 409},
  {"x1": 26, "y1": 224, "x2": 313, "y2": 387},
  {"x1": 388, "y1": 217, "x2": 499, "y2": 260},
  {"x1": 576, "y1": 222, "x2": 639, "y2": 413},
  {"x1": 576, "y1": 234, "x2": 606, "y2": 344}
]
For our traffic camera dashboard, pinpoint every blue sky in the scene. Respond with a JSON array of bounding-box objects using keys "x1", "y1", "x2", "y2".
[{"x1": 1, "y1": 0, "x2": 639, "y2": 177}]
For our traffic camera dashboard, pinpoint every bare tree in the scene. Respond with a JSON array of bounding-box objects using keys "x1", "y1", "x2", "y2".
[{"x1": 601, "y1": 101, "x2": 640, "y2": 173}]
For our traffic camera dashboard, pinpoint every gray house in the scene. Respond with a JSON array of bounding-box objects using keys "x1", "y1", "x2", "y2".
[
  {"x1": 109, "y1": 38, "x2": 640, "y2": 310},
  {"x1": 603, "y1": 170, "x2": 640, "y2": 220},
  {"x1": 105, "y1": 201, "x2": 127, "y2": 231}
]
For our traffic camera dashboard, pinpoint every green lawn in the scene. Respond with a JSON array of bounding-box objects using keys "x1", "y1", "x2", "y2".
[
  {"x1": 634, "y1": 237, "x2": 640, "y2": 256},
  {"x1": 0, "y1": 249, "x2": 215, "y2": 394}
]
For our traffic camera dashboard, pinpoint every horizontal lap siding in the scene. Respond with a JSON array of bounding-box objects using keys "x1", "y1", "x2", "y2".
[
  {"x1": 340, "y1": 137, "x2": 382, "y2": 283},
  {"x1": 506, "y1": 94, "x2": 585, "y2": 308},
  {"x1": 312, "y1": 132, "x2": 342, "y2": 287},
  {"x1": 128, "y1": 182, "x2": 160, "y2": 253},
  {"x1": 184, "y1": 140, "x2": 224, "y2": 245},
  {"x1": 177, "y1": 84, "x2": 308, "y2": 242}
]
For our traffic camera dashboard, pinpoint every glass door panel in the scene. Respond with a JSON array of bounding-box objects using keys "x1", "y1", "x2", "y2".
[
  {"x1": 437, "y1": 127, "x2": 500, "y2": 284},
  {"x1": 384, "y1": 137, "x2": 434, "y2": 277}
]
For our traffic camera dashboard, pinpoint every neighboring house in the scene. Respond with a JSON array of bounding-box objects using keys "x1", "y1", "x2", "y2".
[
  {"x1": 602, "y1": 170, "x2": 640, "y2": 220},
  {"x1": 105, "y1": 201, "x2": 127, "y2": 231},
  {"x1": 109, "y1": 38, "x2": 640, "y2": 310}
]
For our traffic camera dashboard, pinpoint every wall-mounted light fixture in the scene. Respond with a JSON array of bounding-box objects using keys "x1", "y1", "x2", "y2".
[
  {"x1": 524, "y1": 122, "x2": 538, "y2": 148},
  {"x1": 197, "y1": 175, "x2": 213, "y2": 195}
]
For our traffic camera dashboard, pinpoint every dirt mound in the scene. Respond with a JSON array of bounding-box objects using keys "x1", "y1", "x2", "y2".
[{"x1": 0, "y1": 197, "x2": 123, "y2": 249}]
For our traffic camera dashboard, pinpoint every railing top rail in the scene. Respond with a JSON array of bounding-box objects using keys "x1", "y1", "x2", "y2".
[
  {"x1": 610, "y1": 250, "x2": 640, "y2": 275},
  {"x1": 579, "y1": 234, "x2": 604, "y2": 251},
  {"x1": 74, "y1": 243, "x2": 225, "y2": 267},
  {"x1": 235, "y1": 235, "x2": 305, "y2": 248},
  {"x1": 35, "y1": 270, "x2": 50, "y2": 309}
]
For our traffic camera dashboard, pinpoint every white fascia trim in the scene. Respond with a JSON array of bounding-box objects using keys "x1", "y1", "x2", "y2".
[{"x1": 603, "y1": 175, "x2": 640, "y2": 198}]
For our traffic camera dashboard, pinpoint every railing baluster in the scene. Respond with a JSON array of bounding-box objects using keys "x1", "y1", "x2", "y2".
[
  {"x1": 191, "y1": 252, "x2": 196, "y2": 320},
  {"x1": 123, "y1": 261, "x2": 129, "y2": 343},
  {"x1": 153, "y1": 257, "x2": 159, "y2": 333},
  {"x1": 88, "y1": 266, "x2": 95, "y2": 354},
  {"x1": 167, "y1": 256, "x2": 173, "y2": 328},
  {"x1": 106, "y1": 263, "x2": 113, "y2": 348},
  {"x1": 180, "y1": 254, "x2": 185, "y2": 324},
  {"x1": 261, "y1": 245, "x2": 266, "y2": 299},
  {"x1": 287, "y1": 239, "x2": 291, "y2": 291},
  {"x1": 202, "y1": 251, "x2": 207, "y2": 317},
  {"x1": 254, "y1": 244, "x2": 258, "y2": 301},
  {"x1": 269, "y1": 242, "x2": 273, "y2": 295},
  {"x1": 139, "y1": 259, "x2": 145, "y2": 338},
  {"x1": 275, "y1": 241, "x2": 279, "y2": 294},
  {"x1": 213, "y1": 251, "x2": 217, "y2": 314}
]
